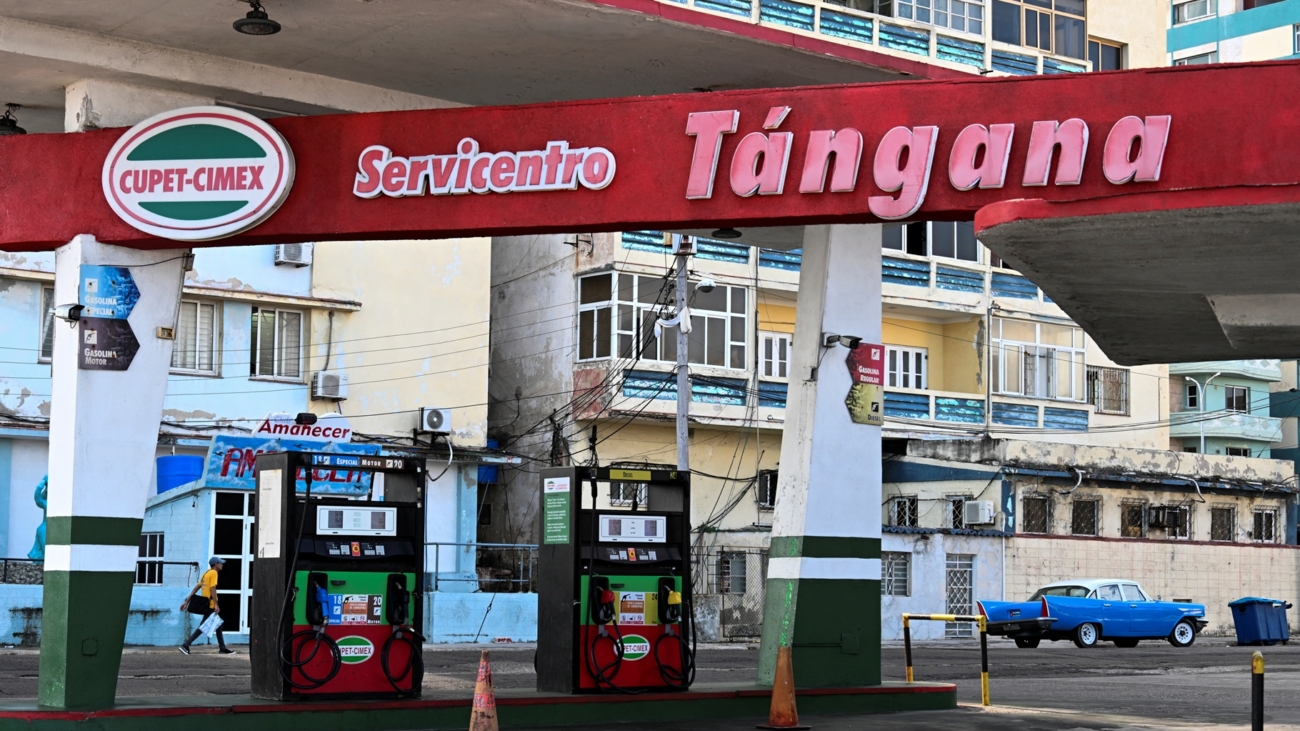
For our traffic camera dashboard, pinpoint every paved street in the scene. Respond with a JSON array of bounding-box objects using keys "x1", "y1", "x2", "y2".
[{"x1": 1, "y1": 637, "x2": 1297, "y2": 728}]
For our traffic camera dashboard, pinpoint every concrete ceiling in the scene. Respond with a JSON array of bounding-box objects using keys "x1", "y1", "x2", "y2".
[
  {"x1": 0, "y1": 0, "x2": 925, "y2": 133},
  {"x1": 978, "y1": 203, "x2": 1300, "y2": 366}
]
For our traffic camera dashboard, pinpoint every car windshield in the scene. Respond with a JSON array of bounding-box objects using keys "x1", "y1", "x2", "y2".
[{"x1": 1030, "y1": 585, "x2": 1090, "y2": 599}]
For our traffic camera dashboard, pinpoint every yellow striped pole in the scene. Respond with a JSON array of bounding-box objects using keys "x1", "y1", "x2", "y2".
[
  {"x1": 979, "y1": 616, "x2": 990, "y2": 706},
  {"x1": 903, "y1": 615, "x2": 914, "y2": 683},
  {"x1": 1252, "y1": 651, "x2": 1264, "y2": 731}
]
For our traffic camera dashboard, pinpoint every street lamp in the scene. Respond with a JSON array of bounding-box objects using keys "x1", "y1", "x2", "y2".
[{"x1": 1184, "y1": 371, "x2": 1221, "y2": 455}]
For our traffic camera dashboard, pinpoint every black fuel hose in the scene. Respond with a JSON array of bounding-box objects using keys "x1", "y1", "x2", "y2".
[
  {"x1": 652, "y1": 600, "x2": 697, "y2": 689},
  {"x1": 381, "y1": 626, "x2": 425, "y2": 695},
  {"x1": 282, "y1": 628, "x2": 342, "y2": 690}
]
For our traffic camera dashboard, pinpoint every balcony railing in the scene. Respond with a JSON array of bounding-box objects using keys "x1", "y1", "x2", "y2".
[
  {"x1": 883, "y1": 389, "x2": 1090, "y2": 431},
  {"x1": 656, "y1": 0, "x2": 1088, "y2": 74},
  {"x1": 1168, "y1": 360, "x2": 1283, "y2": 382},
  {"x1": 883, "y1": 254, "x2": 1053, "y2": 304},
  {"x1": 1169, "y1": 411, "x2": 1284, "y2": 443}
]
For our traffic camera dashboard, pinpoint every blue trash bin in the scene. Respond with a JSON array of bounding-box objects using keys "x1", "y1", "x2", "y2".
[
  {"x1": 1229, "y1": 597, "x2": 1292, "y2": 646},
  {"x1": 156, "y1": 455, "x2": 204, "y2": 494}
]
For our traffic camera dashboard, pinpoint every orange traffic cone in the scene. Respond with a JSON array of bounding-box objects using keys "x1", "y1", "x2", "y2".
[
  {"x1": 469, "y1": 650, "x2": 499, "y2": 731},
  {"x1": 757, "y1": 645, "x2": 811, "y2": 729}
]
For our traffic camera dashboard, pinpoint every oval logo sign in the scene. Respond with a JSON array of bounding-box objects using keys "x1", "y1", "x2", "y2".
[
  {"x1": 337, "y1": 636, "x2": 375, "y2": 664},
  {"x1": 621, "y1": 634, "x2": 650, "y2": 661},
  {"x1": 102, "y1": 106, "x2": 294, "y2": 242}
]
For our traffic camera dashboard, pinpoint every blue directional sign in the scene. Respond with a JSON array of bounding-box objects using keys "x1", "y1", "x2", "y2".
[
  {"x1": 78, "y1": 265, "x2": 141, "y2": 371},
  {"x1": 79, "y1": 266, "x2": 140, "y2": 320}
]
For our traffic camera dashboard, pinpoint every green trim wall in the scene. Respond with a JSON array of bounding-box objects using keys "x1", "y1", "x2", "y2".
[{"x1": 37, "y1": 571, "x2": 136, "y2": 709}]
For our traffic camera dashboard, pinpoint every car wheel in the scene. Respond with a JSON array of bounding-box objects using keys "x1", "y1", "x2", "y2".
[
  {"x1": 1113, "y1": 638, "x2": 1139, "y2": 648},
  {"x1": 1168, "y1": 620, "x2": 1197, "y2": 648},
  {"x1": 1073, "y1": 622, "x2": 1101, "y2": 648},
  {"x1": 1014, "y1": 638, "x2": 1040, "y2": 649}
]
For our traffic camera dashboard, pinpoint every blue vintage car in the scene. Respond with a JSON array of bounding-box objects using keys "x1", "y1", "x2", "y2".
[{"x1": 978, "y1": 579, "x2": 1208, "y2": 649}]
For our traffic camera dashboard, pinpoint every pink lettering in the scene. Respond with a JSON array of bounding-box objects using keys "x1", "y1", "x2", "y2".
[
  {"x1": 684, "y1": 110, "x2": 739, "y2": 199},
  {"x1": 869, "y1": 126, "x2": 939, "y2": 220},
  {"x1": 1103, "y1": 115, "x2": 1171, "y2": 185},
  {"x1": 799, "y1": 128, "x2": 864, "y2": 194},
  {"x1": 1023, "y1": 119, "x2": 1089, "y2": 187},
  {"x1": 730, "y1": 131, "x2": 793, "y2": 197},
  {"x1": 949, "y1": 123, "x2": 1015, "y2": 191}
]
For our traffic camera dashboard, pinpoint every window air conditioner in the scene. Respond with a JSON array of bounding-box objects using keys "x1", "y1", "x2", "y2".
[
  {"x1": 418, "y1": 407, "x2": 453, "y2": 435},
  {"x1": 963, "y1": 500, "x2": 996, "y2": 526},
  {"x1": 274, "y1": 243, "x2": 313, "y2": 267},
  {"x1": 311, "y1": 371, "x2": 348, "y2": 401}
]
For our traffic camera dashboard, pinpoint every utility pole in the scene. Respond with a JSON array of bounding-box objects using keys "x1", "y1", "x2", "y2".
[
  {"x1": 674, "y1": 235, "x2": 692, "y2": 473},
  {"x1": 1186, "y1": 371, "x2": 1221, "y2": 455}
]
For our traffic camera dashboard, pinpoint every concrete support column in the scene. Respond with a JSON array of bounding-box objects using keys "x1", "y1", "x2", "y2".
[
  {"x1": 38, "y1": 236, "x2": 188, "y2": 708},
  {"x1": 757, "y1": 224, "x2": 882, "y2": 688}
]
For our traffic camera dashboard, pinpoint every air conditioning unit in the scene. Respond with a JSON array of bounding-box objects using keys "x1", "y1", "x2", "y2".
[
  {"x1": 311, "y1": 371, "x2": 348, "y2": 401},
  {"x1": 274, "y1": 243, "x2": 313, "y2": 267},
  {"x1": 963, "y1": 500, "x2": 996, "y2": 526},
  {"x1": 418, "y1": 407, "x2": 453, "y2": 435}
]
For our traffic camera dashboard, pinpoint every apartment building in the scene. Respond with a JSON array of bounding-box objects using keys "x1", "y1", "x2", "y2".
[
  {"x1": 0, "y1": 239, "x2": 525, "y2": 645},
  {"x1": 1167, "y1": 0, "x2": 1299, "y2": 65}
]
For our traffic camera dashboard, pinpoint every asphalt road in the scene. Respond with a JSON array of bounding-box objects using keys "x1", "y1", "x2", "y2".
[{"x1": 1, "y1": 637, "x2": 1295, "y2": 729}]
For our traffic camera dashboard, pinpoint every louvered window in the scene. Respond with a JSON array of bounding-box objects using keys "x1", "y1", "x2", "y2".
[{"x1": 171, "y1": 300, "x2": 218, "y2": 374}]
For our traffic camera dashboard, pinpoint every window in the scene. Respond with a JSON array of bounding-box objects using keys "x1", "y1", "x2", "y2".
[
  {"x1": 1243, "y1": 0, "x2": 1286, "y2": 8},
  {"x1": 823, "y1": 0, "x2": 894, "y2": 14},
  {"x1": 1088, "y1": 39, "x2": 1123, "y2": 71},
  {"x1": 757, "y1": 469, "x2": 778, "y2": 510},
  {"x1": 171, "y1": 300, "x2": 218, "y2": 374},
  {"x1": 577, "y1": 272, "x2": 749, "y2": 370},
  {"x1": 1224, "y1": 386, "x2": 1249, "y2": 413},
  {"x1": 1154, "y1": 505, "x2": 1191, "y2": 539},
  {"x1": 1227, "y1": 447, "x2": 1251, "y2": 457},
  {"x1": 1120, "y1": 584, "x2": 1146, "y2": 602},
  {"x1": 1174, "y1": 51, "x2": 1217, "y2": 65},
  {"x1": 896, "y1": 0, "x2": 985, "y2": 34},
  {"x1": 39, "y1": 286, "x2": 55, "y2": 362},
  {"x1": 882, "y1": 222, "x2": 979, "y2": 262},
  {"x1": 1254, "y1": 508, "x2": 1278, "y2": 543},
  {"x1": 886, "y1": 346, "x2": 928, "y2": 389},
  {"x1": 717, "y1": 552, "x2": 748, "y2": 594},
  {"x1": 1185, "y1": 380, "x2": 1200, "y2": 410},
  {"x1": 1096, "y1": 584, "x2": 1121, "y2": 601},
  {"x1": 136, "y1": 532, "x2": 165, "y2": 585},
  {"x1": 1120, "y1": 500, "x2": 1146, "y2": 538},
  {"x1": 1295, "y1": 23, "x2": 1299, "y2": 54},
  {"x1": 760, "y1": 332, "x2": 792, "y2": 380},
  {"x1": 1021, "y1": 495, "x2": 1050, "y2": 533},
  {"x1": 883, "y1": 552, "x2": 911, "y2": 597},
  {"x1": 945, "y1": 554, "x2": 975, "y2": 638},
  {"x1": 991, "y1": 318, "x2": 1086, "y2": 401},
  {"x1": 890, "y1": 495, "x2": 919, "y2": 527},
  {"x1": 1210, "y1": 506, "x2": 1235, "y2": 542},
  {"x1": 1071, "y1": 499, "x2": 1098, "y2": 536},
  {"x1": 1087, "y1": 366, "x2": 1129, "y2": 416},
  {"x1": 250, "y1": 307, "x2": 303, "y2": 380},
  {"x1": 991, "y1": 0, "x2": 1087, "y2": 59},
  {"x1": 1173, "y1": 0, "x2": 1213, "y2": 24},
  {"x1": 609, "y1": 481, "x2": 647, "y2": 507},
  {"x1": 948, "y1": 495, "x2": 968, "y2": 530}
]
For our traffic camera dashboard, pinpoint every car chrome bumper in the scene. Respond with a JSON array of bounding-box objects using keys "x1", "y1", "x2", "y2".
[{"x1": 985, "y1": 617, "x2": 1055, "y2": 636}]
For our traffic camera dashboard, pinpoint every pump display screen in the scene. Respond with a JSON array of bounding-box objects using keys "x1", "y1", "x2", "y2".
[
  {"x1": 317, "y1": 506, "x2": 398, "y2": 536},
  {"x1": 598, "y1": 515, "x2": 666, "y2": 543}
]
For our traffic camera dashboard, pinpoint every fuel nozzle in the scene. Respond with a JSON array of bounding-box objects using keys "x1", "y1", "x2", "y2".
[
  {"x1": 590, "y1": 577, "x2": 616, "y2": 625},
  {"x1": 658, "y1": 578, "x2": 682, "y2": 625}
]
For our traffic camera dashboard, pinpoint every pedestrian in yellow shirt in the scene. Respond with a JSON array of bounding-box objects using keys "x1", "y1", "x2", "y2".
[{"x1": 180, "y1": 556, "x2": 234, "y2": 654}]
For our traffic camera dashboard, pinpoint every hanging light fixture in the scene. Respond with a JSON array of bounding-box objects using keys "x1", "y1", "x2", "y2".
[
  {"x1": 711, "y1": 228, "x2": 742, "y2": 239},
  {"x1": 234, "y1": 1, "x2": 282, "y2": 35},
  {"x1": 0, "y1": 104, "x2": 26, "y2": 136}
]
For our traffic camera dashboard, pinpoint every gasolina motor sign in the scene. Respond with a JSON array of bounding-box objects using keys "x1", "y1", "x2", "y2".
[{"x1": 102, "y1": 106, "x2": 295, "y2": 242}]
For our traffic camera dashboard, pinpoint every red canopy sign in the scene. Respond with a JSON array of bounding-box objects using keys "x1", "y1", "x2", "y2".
[{"x1": 1, "y1": 61, "x2": 1297, "y2": 251}]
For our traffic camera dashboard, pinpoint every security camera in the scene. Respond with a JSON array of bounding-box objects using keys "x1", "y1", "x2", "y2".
[
  {"x1": 54, "y1": 304, "x2": 84, "y2": 323},
  {"x1": 839, "y1": 335, "x2": 863, "y2": 350},
  {"x1": 696, "y1": 278, "x2": 717, "y2": 294}
]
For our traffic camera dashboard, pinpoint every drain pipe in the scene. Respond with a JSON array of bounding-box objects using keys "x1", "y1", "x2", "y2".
[
  {"x1": 1181, "y1": 476, "x2": 1207, "y2": 503},
  {"x1": 1057, "y1": 468, "x2": 1085, "y2": 496}
]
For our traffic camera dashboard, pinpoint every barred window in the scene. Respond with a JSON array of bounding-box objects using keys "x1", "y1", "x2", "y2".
[
  {"x1": 948, "y1": 496, "x2": 968, "y2": 530},
  {"x1": 882, "y1": 552, "x2": 910, "y2": 597},
  {"x1": 1210, "y1": 507, "x2": 1235, "y2": 542},
  {"x1": 890, "y1": 496, "x2": 919, "y2": 528},
  {"x1": 717, "y1": 552, "x2": 748, "y2": 594},
  {"x1": 757, "y1": 470, "x2": 778, "y2": 510},
  {"x1": 1087, "y1": 366, "x2": 1129, "y2": 416},
  {"x1": 1153, "y1": 505, "x2": 1191, "y2": 539},
  {"x1": 1021, "y1": 495, "x2": 1050, "y2": 534},
  {"x1": 1071, "y1": 499, "x2": 1098, "y2": 536},
  {"x1": 610, "y1": 482, "x2": 647, "y2": 508},
  {"x1": 136, "y1": 532, "x2": 165, "y2": 585},
  {"x1": 1254, "y1": 508, "x2": 1279, "y2": 543},
  {"x1": 1120, "y1": 501, "x2": 1146, "y2": 538}
]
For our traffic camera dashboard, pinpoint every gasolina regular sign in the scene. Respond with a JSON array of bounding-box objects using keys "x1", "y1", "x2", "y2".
[{"x1": 102, "y1": 106, "x2": 295, "y2": 241}]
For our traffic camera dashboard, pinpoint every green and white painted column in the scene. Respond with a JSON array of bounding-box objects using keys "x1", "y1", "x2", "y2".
[
  {"x1": 38, "y1": 235, "x2": 188, "y2": 709},
  {"x1": 758, "y1": 224, "x2": 882, "y2": 688}
]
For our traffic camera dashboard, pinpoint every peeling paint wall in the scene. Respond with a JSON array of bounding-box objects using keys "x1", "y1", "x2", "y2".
[{"x1": 881, "y1": 532, "x2": 1004, "y2": 641}]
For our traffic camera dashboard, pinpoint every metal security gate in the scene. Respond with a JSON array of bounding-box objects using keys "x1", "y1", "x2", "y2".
[
  {"x1": 701, "y1": 548, "x2": 768, "y2": 639},
  {"x1": 945, "y1": 554, "x2": 975, "y2": 638}
]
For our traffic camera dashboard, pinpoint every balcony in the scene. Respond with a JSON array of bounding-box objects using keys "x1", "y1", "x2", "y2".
[
  {"x1": 655, "y1": 0, "x2": 1088, "y2": 75},
  {"x1": 883, "y1": 389, "x2": 1091, "y2": 432},
  {"x1": 1168, "y1": 360, "x2": 1283, "y2": 383},
  {"x1": 882, "y1": 254, "x2": 1053, "y2": 306},
  {"x1": 1169, "y1": 411, "x2": 1285, "y2": 443}
]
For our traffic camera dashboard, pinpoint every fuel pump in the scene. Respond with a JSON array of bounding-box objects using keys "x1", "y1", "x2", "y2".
[
  {"x1": 250, "y1": 451, "x2": 426, "y2": 701},
  {"x1": 537, "y1": 467, "x2": 695, "y2": 694}
]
